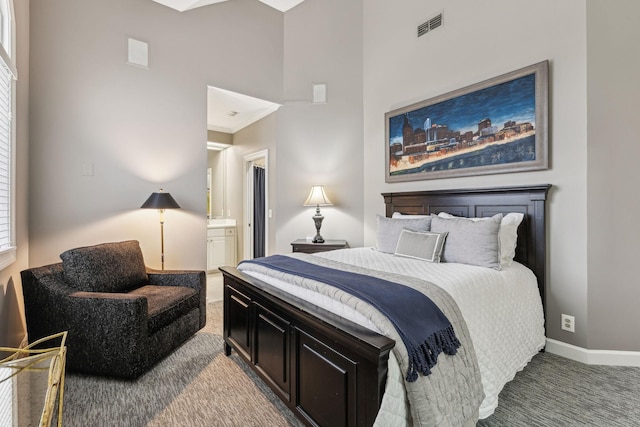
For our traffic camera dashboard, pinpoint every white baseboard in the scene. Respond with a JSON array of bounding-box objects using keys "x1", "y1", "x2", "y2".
[{"x1": 546, "y1": 338, "x2": 640, "y2": 367}]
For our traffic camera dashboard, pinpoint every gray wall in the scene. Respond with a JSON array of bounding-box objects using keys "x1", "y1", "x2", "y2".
[
  {"x1": 28, "y1": 0, "x2": 283, "y2": 272},
  {"x1": 362, "y1": 0, "x2": 639, "y2": 352},
  {"x1": 226, "y1": 112, "x2": 278, "y2": 261},
  {"x1": 362, "y1": 0, "x2": 591, "y2": 347},
  {"x1": 275, "y1": 0, "x2": 364, "y2": 252},
  {"x1": 586, "y1": 0, "x2": 640, "y2": 350},
  {"x1": 12, "y1": 0, "x2": 640, "y2": 354},
  {"x1": 207, "y1": 130, "x2": 232, "y2": 146}
]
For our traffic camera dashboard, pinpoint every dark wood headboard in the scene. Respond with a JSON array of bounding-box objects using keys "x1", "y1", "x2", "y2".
[{"x1": 382, "y1": 184, "x2": 551, "y2": 312}]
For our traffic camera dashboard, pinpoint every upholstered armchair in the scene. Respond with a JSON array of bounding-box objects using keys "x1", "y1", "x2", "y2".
[{"x1": 21, "y1": 240, "x2": 206, "y2": 379}]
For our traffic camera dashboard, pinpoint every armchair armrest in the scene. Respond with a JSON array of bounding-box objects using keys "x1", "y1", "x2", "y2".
[
  {"x1": 147, "y1": 269, "x2": 205, "y2": 291},
  {"x1": 147, "y1": 269, "x2": 207, "y2": 328},
  {"x1": 67, "y1": 291, "x2": 149, "y2": 377}
]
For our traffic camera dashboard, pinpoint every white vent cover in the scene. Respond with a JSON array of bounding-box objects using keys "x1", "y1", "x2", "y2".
[{"x1": 417, "y1": 12, "x2": 443, "y2": 38}]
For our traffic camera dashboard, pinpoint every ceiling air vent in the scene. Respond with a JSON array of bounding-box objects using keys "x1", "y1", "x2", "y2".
[{"x1": 417, "y1": 12, "x2": 443, "y2": 38}]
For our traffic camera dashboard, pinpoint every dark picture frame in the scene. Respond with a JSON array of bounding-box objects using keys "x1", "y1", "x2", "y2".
[{"x1": 385, "y1": 60, "x2": 549, "y2": 182}]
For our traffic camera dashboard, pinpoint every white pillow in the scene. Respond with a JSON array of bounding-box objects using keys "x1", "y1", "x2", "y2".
[
  {"x1": 375, "y1": 214, "x2": 431, "y2": 254},
  {"x1": 392, "y1": 212, "x2": 430, "y2": 219},
  {"x1": 438, "y1": 212, "x2": 524, "y2": 267},
  {"x1": 498, "y1": 213, "x2": 525, "y2": 267},
  {"x1": 394, "y1": 230, "x2": 448, "y2": 262}
]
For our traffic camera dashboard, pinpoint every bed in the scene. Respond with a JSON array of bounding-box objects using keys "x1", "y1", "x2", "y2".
[{"x1": 221, "y1": 184, "x2": 551, "y2": 427}]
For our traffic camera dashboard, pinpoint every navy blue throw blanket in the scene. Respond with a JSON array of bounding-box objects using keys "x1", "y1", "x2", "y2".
[{"x1": 240, "y1": 255, "x2": 460, "y2": 381}]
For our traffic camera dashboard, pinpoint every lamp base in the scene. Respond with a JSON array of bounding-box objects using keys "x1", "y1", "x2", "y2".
[{"x1": 312, "y1": 210, "x2": 325, "y2": 244}]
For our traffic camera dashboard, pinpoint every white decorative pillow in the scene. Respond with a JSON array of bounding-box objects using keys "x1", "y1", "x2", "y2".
[
  {"x1": 431, "y1": 214, "x2": 502, "y2": 270},
  {"x1": 498, "y1": 213, "x2": 524, "y2": 267},
  {"x1": 438, "y1": 212, "x2": 524, "y2": 267},
  {"x1": 375, "y1": 214, "x2": 431, "y2": 254},
  {"x1": 392, "y1": 212, "x2": 430, "y2": 219},
  {"x1": 394, "y1": 230, "x2": 448, "y2": 262}
]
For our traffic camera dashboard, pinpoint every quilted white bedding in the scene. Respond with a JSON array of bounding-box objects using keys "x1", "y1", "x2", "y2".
[{"x1": 241, "y1": 247, "x2": 545, "y2": 422}]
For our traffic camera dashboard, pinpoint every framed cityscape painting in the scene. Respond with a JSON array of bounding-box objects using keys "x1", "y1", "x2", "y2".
[{"x1": 385, "y1": 60, "x2": 548, "y2": 182}]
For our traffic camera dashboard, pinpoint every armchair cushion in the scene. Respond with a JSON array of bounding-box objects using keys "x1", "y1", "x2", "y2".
[
  {"x1": 60, "y1": 240, "x2": 148, "y2": 292},
  {"x1": 130, "y1": 285, "x2": 199, "y2": 334}
]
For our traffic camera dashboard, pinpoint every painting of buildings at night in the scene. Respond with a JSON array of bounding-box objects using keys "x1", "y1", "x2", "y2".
[{"x1": 385, "y1": 61, "x2": 548, "y2": 182}]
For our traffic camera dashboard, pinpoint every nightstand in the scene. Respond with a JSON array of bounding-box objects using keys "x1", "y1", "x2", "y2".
[{"x1": 291, "y1": 239, "x2": 348, "y2": 254}]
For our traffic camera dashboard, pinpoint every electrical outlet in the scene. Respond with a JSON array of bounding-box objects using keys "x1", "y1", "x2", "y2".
[{"x1": 561, "y1": 314, "x2": 575, "y2": 333}]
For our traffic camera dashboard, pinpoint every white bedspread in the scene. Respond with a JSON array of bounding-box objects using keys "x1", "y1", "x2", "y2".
[{"x1": 241, "y1": 247, "x2": 545, "y2": 422}]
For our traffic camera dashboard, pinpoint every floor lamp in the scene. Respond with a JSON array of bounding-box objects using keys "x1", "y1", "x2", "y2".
[{"x1": 141, "y1": 189, "x2": 181, "y2": 270}]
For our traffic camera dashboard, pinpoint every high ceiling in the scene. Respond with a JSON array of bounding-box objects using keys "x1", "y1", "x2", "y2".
[
  {"x1": 152, "y1": 0, "x2": 304, "y2": 13},
  {"x1": 207, "y1": 86, "x2": 280, "y2": 134}
]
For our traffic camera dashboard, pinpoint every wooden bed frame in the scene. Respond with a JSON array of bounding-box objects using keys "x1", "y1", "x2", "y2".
[{"x1": 220, "y1": 184, "x2": 551, "y2": 427}]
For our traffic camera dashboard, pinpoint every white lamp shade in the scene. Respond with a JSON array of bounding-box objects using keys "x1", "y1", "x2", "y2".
[{"x1": 303, "y1": 185, "x2": 333, "y2": 207}]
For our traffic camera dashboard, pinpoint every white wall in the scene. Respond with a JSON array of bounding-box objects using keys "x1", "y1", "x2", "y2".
[
  {"x1": 207, "y1": 149, "x2": 225, "y2": 218},
  {"x1": 0, "y1": 0, "x2": 29, "y2": 347},
  {"x1": 28, "y1": 0, "x2": 283, "y2": 270},
  {"x1": 586, "y1": 1, "x2": 640, "y2": 351},
  {"x1": 363, "y1": 0, "x2": 589, "y2": 346},
  {"x1": 276, "y1": 0, "x2": 364, "y2": 253}
]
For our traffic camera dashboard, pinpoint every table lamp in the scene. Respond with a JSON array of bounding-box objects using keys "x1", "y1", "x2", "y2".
[{"x1": 303, "y1": 185, "x2": 333, "y2": 243}]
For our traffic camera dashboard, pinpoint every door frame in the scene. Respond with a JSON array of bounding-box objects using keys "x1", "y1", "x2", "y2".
[{"x1": 244, "y1": 149, "x2": 269, "y2": 260}]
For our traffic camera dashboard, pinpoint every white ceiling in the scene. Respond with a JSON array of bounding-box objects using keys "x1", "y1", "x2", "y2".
[
  {"x1": 152, "y1": 0, "x2": 304, "y2": 13},
  {"x1": 207, "y1": 86, "x2": 280, "y2": 134}
]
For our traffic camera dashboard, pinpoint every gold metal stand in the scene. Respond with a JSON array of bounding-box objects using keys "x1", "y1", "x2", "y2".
[
  {"x1": 160, "y1": 208, "x2": 166, "y2": 270},
  {"x1": 0, "y1": 331, "x2": 68, "y2": 427}
]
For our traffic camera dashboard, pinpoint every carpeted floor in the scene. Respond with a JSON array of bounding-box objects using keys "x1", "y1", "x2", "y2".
[
  {"x1": 62, "y1": 302, "x2": 303, "y2": 427},
  {"x1": 62, "y1": 302, "x2": 640, "y2": 426},
  {"x1": 477, "y1": 351, "x2": 640, "y2": 427}
]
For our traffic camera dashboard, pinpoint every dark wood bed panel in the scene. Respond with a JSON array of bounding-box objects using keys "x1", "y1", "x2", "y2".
[
  {"x1": 221, "y1": 184, "x2": 551, "y2": 427},
  {"x1": 221, "y1": 270, "x2": 394, "y2": 427}
]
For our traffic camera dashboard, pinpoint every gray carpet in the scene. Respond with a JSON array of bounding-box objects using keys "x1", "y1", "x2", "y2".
[
  {"x1": 62, "y1": 302, "x2": 303, "y2": 427},
  {"x1": 62, "y1": 302, "x2": 640, "y2": 426},
  {"x1": 477, "y1": 351, "x2": 640, "y2": 427}
]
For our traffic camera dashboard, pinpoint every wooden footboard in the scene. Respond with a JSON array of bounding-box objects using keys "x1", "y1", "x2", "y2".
[{"x1": 221, "y1": 266, "x2": 395, "y2": 427}]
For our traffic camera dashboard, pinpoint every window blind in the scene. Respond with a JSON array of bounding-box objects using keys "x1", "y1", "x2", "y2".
[
  {"x1": 0, "y1": 54, "x2": 11, "y2": 251},
  {"x1": 0, "y1": 43, "x2": 12, "y2": 427},
  {"x1": 0, "y1": 367, "x2": 11, "y2": 426},
  {"x1": 0, "y1": 2, "x2": 16, "y2": 423}
]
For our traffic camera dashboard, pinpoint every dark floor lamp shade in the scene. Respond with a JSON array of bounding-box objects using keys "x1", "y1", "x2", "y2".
[
  {"x1": 140, "y1": 192, "x2": 181, "y2": 210},
  {"x1": 141, "y1": 189, "x2": 181, "y2": 269}
]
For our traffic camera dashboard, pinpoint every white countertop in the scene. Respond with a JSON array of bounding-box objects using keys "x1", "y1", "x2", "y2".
[{"x1": 207, "y1": 219, "x2": 237, "y2": 229}]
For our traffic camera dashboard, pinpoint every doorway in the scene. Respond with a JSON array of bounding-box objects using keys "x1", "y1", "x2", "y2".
[
  {"x1": 244, "y1": 150, "x2": 269, "y2": 259},
  {"x1": 206, "y1": 85, "x2": 279, "y2": 263}
]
